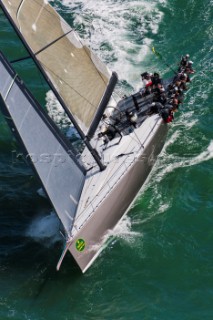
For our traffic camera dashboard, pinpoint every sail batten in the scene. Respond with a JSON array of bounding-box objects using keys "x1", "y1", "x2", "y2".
[
  {"x1": 34, "y1": 29, "x2": 73, "y2": 56},
  {"x1": 0, "y1": 0, "x2": 112, "y2": 133}
]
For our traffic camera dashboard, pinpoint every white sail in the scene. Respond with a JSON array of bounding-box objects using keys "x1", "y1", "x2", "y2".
[
  {"x1": 0, "y1": 0, "x2": 111, "y2": 133},
  {"x1": 0, "y1": 52, "x2": 86, "y2": 236}
]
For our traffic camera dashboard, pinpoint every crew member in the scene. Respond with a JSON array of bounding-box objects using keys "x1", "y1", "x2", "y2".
[
  {"x1": 125, "y1": 110, "x2": 138, "y2": 128},
  {"x1": 180, "y1": 54, "x2": 190, "y2": 68},
  {"x1": 151, "y1": 72, "x2": 162, "y2": 87},
  {"x1": 99, "y1": 114, "x2": 122, "y2": 145}
]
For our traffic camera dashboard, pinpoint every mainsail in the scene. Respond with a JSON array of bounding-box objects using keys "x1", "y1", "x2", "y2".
[
  {"x1": 0, "y1": 52, "x2": 86, "y2": 236},
  {"x1": 0, "y1": 0, "x2": 113, "y2": 133}
]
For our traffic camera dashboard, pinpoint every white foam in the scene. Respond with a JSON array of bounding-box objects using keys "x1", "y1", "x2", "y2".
[
  {"x1": 61, "y1": 0, "x2": 166, "y2": 87},
  {"x1": 153, "y1": 140, "x2": 213, "y2": 184},
  {"x1": 45, "y1": 91, "x2": 81, "y2": 140},
  {"x1": 46, "y1": 1, "x2": 167, "y2": 124},
  {"x1": 135, "y1": 130, "x2": 213, "y2": 215},
  {"x1": 26, "y1": 212, "x2": 62, "y2": 247},
  {"x1": 37, "y1": 187, "x2": 47, "y2": 198},
  {"x1": 45, "y1": 91, "x2": 67, "y2": 127},
  {"x1": 88, "y1": 214, "x2": 141, "y2": 253},
  {"x1": 134, "y1": 202, "x2": 170, "y2": 227},
  {"x1": 110, "y1": 215, "x2": 141, "y2": 243}
]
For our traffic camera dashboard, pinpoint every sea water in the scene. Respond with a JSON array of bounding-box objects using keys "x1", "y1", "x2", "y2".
[{"x1": 0, "y1": 0, "x2": 212, "y2": 319}]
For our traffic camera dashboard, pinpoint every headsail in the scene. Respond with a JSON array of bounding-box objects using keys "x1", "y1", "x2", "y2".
[
  {"x1": 0, "y1": 52, "x2": 86, "y2": 236},
  {"x1": 0, "y1": 0, "x2": 113, "y2": 133}
]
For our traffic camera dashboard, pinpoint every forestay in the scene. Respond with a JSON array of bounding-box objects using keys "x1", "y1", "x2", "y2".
[
  {"x1": 0, "y1": 52, "x2": 86, "y2": 236},
  {"x1": 0, "y1": 0, "x2": 111, "y2": 133}
]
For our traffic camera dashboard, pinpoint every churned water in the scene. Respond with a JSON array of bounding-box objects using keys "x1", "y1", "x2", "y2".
[{"x1": 0, "y1": 0, "x2": 212, "y2": 319}]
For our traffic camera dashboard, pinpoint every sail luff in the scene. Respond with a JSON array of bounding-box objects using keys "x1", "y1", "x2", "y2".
[
  {"x1": 0, "y1": 0, "x2": 106, "y2": 170},
  {"x1": 0, "y1": 51, "x2": 89, "y2": 235}
]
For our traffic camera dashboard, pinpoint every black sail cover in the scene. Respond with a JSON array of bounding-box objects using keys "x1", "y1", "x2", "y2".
[
  {"x1": 0, "y1": 52, "x2": 86, "y2": 237},
  {"x1": 0, "y1": 0, "x2": 112, "y2": 134}
]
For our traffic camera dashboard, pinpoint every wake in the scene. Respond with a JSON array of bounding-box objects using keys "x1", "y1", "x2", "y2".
[
  {"x1": 154, "y1": 139, "x2": 213, "y2": 184},
  {"x1": 61, "y1": 0, "x2": 167, "y2": 87}
]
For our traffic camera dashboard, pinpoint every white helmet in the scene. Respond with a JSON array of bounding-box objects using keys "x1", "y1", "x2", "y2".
[
  {"x1": 186, "y1": 54, "x2": 190, "y2": 58},
  {"x1": 188, "y1": 60, "x2": 193, "y2": 64}
]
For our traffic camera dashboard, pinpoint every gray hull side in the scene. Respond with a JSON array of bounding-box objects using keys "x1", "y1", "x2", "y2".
[{"x1": 68, "y1": 122, "x2": 168, "y2": 272}]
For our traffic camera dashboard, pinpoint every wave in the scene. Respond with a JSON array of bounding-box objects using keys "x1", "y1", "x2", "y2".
[
  {"x1": 61, "y1": 0, "x2": 167, "y2": 88},
  {"x1": 45, "y1": 90, "x2": 80, "y2": 140},
  {"x1": 109, "y1": 215, "x2": 141, "y2": 243},
  {"x1": 25, "y1": 212, "x2": 63, "y2": 247},
  {"x1": 154, "y1": 140, "x2": 213, "y2": 184},
  {"x1": 134, "y1": 135, "x2": 213, "y2": 215}
]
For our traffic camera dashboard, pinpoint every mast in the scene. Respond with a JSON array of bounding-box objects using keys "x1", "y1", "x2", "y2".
[
  {"x1": 0, "y1": 2, "x2": 106, "y2": 171},
  {"x1": 87, "y1": 71, "x2": 118, "y2": 140}
]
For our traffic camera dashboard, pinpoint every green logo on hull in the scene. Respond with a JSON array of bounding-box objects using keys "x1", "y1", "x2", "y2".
[{"x1": 76, "y1": 239, "x2": 86, "y2": 252}]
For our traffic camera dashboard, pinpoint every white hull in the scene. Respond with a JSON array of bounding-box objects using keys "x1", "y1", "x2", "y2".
[{"x1": 63, "y1": 115, "x2": 168, "y2": 272}]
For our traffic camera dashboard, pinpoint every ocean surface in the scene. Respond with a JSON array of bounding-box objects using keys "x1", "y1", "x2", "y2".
[{"x1": 0, "y1": 0, "x2": 212, "y2": 319}]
